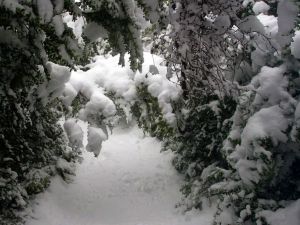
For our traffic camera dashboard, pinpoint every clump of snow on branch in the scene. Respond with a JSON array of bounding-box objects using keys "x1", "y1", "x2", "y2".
[
  {"x1": 38, "y1": 62, "x2": 71, "y2": 105},
  {"x1": 291, "y1": 31, "x2": 300, "y2": 59},
  {"x1": 252, "y1": 1, "x2": 270, "y2": 15},
  {"x1": 229, "y1": 66, "x2": 295, "y2": 186},
  {"x1": 60, "y1": 52, "x2": 181, "y2": 156},
  {"x1": 63, "y1": 52, "x2": 180, "y2": 125},
  {"x1": 86, "y1": 126, "x2": 108, "y2": 157},
  {"x1": 276, "y1": 0, "x2": 299, "y2": 48},
  {"x1": 35, "y1": 0, "x2": 53, "y2": 23},
  {"x1": 64, "y1": 119, "x2": 84, "y2": 151},
  {"x1": 52, "y1": 15, "x2": 65, "y2": 37}
]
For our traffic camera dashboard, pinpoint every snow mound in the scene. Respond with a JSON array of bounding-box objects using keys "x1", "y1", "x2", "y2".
[{"x1": 25, "y1": 126, "x2": 215, "y2": 225}]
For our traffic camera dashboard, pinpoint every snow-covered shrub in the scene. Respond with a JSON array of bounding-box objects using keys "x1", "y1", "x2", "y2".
[
  {"x1": 132, "y1": 84, "x2": 175, "y2": 140},
  {"x1": 0, "y1": 0, "x2": 161, "y2": 222},
  {"x1": 157, "y1": 0, "x2": 300, "y2": 224},
  {"x1": 207, "y1": 64, "x2": 300, "y2": 224},
  {"x1": 0, "y1": 5, "x2": 78, "y2": 214},
  {"x1": 56, "y1": 157, "x2": 76, "y2": 182},
  {"x1": 166, "y1": 95, "x2": 237, "y2": 207},
  {"x1": 0, "y1": 168, "x2": 28, "y2": 225},
  {"x1": 102, "y1": 91, "x2": 133, "y2": 128},
  {"x1": 24, "y1": 169, "x2": 52, "y2": 195},
  {"x1": 81, "y1": 0, "x2": 161, "y2": 71}
]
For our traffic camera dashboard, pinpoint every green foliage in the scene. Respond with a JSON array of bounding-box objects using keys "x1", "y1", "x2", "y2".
[
  {"x1": 69, "y1": 92, "x2": 90, "y2": 117},
  {"x1": 0, "y1": 1, "x2": 81, "y2": 222},
  {"x1": 170, "y1": 95, "x2": 236, "y2": 179},
  {"x1": 0, "y1": 168, "x2": 28, "y2": 225},
  {"x1": 131, "y1": 84, "x2": 175, "y2": 140},
  {"x1": 24, "y1": 169, "x2": 52, "y2": 195},
  {"x1": 82, "y1": 0, "x2": 144, "y2": 71},
  {"x1": 0, "y1": 0, "x2": 170, "y2": 223},
  {"x1": 255, "y1": 142, "x2": 300, "y2": 202},
  {"x1": 104, "y1": 91, "x2": 129, "y2": 127}
]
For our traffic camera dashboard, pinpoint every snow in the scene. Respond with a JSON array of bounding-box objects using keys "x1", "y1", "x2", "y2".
[
  {"x1": 1, "y1": 0, "x2": 23, "y2": 13},
  {"x1": 291, "y1": 31, "x2": 300, "y2": 59},
  {"x1": 58, "y1": 44, "x2": 72, "y2": 64},
  {"x1": 78, "y1": 91, "x2": 116, "y2": 120},
  {"x1": 276, "y1": 0, "x2": 299, "y2": 47},
  {"x1": 35, "y1": 0, "x2": 54, "y2": 23},
  {"x1": 229, "y1": 65, "x2": 295, "y2": 186},
  {"x1": 252, "y1": 1, "x2": 270, "y2": 15},
  {"x1": 242, "y1": 0, "x2": 254, "y2": 8},
  {"x1": 235, "y1": 158, "x2": 260, "y2": 185},
  {"x1": 53, "y1": 0, "x2": 64, "y2": 14},
  {"x1": 86, "y1": 126, "x2": 108, "y2": 157},
  {"x1": 63, "y1": 52, "x2": 181, "y2": 125},
  {"x1": 61, "y1": 83, "x2": 77, "y2": 106},
  {"x1": 25, "y1": 126, "x2": 215, "y2": 225},
  {"x1": 214, "y1": 205, "x2": 236, "y2": 225},
  {"x1": 258, "y1": 199, "x2": 300, "y2": 225},
  {"x1": 52, "y1": 15, "x2": 65, "y2": 37},
  {"x1": 251, "y1": 66, "x2": 289, "y2": 107},
  {"x1": 238, "y1": 15, "x2": 265, "y2": 34},
  {"x1": 56, "y1": 158, "x2": 75, "y2": 176},
  {"x1": 38, "y1": 62, "x2": 71, "y2": 105},
  {"x1": 84, "y1": 22, "x2": 109, "y2": 41},
  {"x1": 214, "y1": 14, "x2": 231, "y2": 34},
  {"x1": 256, "y1": 14, "x2": 278, "y2": 38},
  {"x1": 64, "y1": 119, "x2": 84, "y2": 150},
  {"x1": 142, "y1": 0, "x2": 159, "y2": 22},
  {"x1": 63, "y1": 13, "x2": 85, "y2": 40},
  {"x1": 249, "y1": 14, "x2": 279, "y2": 71}
]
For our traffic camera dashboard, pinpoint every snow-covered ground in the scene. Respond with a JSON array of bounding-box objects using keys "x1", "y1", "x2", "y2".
[{"x1": 25, "y1": 125, "x2": 215, "y2": 225}]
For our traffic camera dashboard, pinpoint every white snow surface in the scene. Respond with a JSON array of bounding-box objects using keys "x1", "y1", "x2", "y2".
[
  {"x1": 291, "y1": 31, "x2": 300, "y2": 59},
  {"x1": 252, "y1": 1, "x2": 270, "y2": 15},
  {"x1": 259, "y1": 199, "x2": 300, "y2": 225},
  {"x1": 25, "y1": 126, "x2": 215, "y2": 225}
]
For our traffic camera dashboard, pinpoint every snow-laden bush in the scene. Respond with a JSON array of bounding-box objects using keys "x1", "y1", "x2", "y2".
[
  {"x1": 131, "y1": 83, "x2": 176, "y2": 140},
  {"x1": 164, "y1": 95, "x2": 237, "y2": 210},
  {"x1": 0, "y1": 0, "x2": 163, "y2": 223},
  {"x1": 0, "y1": 2, "x2": 82, "y2": 222},
  {"x1": 150, "y1": 0, "x2": 300, "y2": 224}
]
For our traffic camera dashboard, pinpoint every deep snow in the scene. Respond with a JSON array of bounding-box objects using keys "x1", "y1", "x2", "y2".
[{"x1": 25, "y1": 125, "x2": 215, "y2": 225}]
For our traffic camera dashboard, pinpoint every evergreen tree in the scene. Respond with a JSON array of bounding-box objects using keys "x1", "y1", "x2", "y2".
[
  {"x1": 0, "y1": 0, "x2": 160, "y2": 223},
  {"x1": 152, "y1": 0, "x2": 300, "y2": 224},
  {"x1": 1, "y1": 0, "x2": 300, "y2": 224}
]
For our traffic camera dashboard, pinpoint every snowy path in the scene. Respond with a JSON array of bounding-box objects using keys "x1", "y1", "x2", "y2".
[{"x1": 25, "y1": 126, "x2": 214, "y2": 225}]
